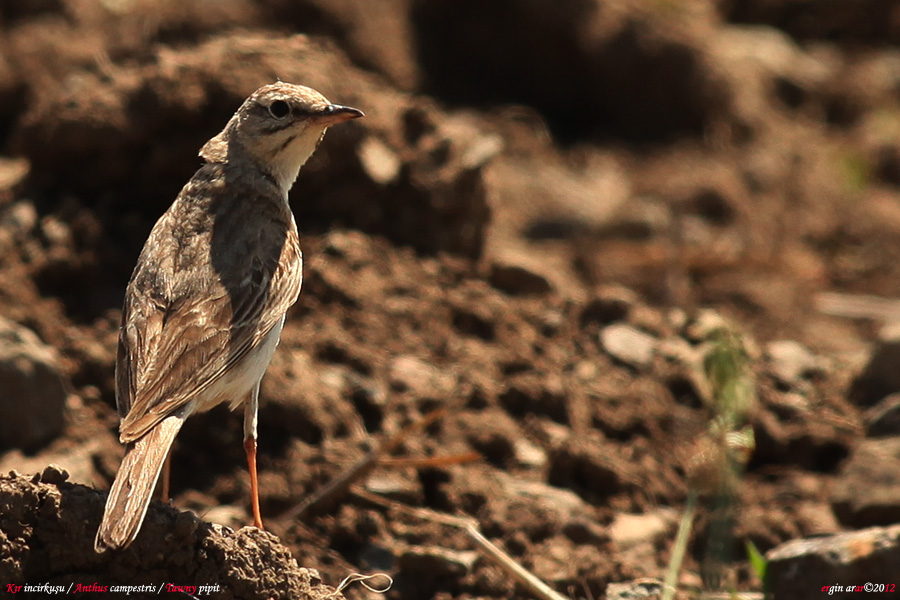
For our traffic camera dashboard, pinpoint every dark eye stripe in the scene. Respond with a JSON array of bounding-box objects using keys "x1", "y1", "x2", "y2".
[
  {"x1": 260, "y1": 120, "x2": 295, "y2": 133},
  {"x1": 276, "y1": 134, "x2": 298, "y2": 152}
]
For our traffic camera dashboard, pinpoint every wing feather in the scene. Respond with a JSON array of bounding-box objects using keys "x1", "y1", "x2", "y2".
[{"x1": 115, "y1": 179, "x2": 302, "y2": 443}]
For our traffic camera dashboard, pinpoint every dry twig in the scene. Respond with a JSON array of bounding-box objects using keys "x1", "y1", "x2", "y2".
[{"x1": 352, "y1": 488, "x2": 570, "y2": 600}]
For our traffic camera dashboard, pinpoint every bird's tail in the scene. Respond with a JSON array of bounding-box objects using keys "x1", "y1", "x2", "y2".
[{"x1": 94, "y1": 416, "x2": 184, "y2": 552}]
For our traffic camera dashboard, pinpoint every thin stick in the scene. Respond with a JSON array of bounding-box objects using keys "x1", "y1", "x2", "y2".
[
  {"x1": 352, "y1": 488, "x2": 570, "y2": 600},
  {"x1": 377, "y1": 452, "x2": 481, "y2": 468},
  {"x1": 815, "y1": 291, "x2": 900, "y2": 321},
  {"x1": 662, "y1": 492, "x2": 697, "y2": 600},
  {"x1": 280, "y1": 444, "x2": 380, "y2": 521},
  {"x1": 280, "y1": 408, "x2": 450, "y2": 520}
]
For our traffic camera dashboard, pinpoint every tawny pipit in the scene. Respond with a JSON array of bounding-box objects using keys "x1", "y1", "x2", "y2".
[{"x1": 94, "y1": 82, "x2": 363, "y2": 552}]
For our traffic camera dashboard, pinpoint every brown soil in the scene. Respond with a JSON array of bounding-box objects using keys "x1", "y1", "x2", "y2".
[{"x1": 0, "y1": 0, "x2": 896, "y2": 598}]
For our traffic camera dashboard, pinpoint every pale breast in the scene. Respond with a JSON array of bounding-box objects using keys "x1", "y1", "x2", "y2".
[{"x1": 187, "y1": 315, "x2": 286, "y2": 416}]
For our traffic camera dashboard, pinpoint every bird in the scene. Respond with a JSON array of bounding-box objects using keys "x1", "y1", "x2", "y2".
[{"x1": 94, "y1": 82, "x2": 363, "y2": 552}]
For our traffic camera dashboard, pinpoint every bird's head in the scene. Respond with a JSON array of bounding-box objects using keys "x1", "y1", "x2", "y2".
[{"x1": 201, "y1": 82, "x2": 364, "y2": 195}]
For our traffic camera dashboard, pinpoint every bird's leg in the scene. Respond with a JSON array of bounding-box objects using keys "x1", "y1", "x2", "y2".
[
  {"x1": 243, "y1": 382, "x2": 264, "y2": 530},
  {"x1": 160, "y1": 448, "x2": 172, "y2": 503}
]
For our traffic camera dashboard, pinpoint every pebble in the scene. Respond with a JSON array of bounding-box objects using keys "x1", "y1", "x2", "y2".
[
  {"x1": 767, "y1": 524, "x2": 900, "y2": 600},
  {"x1": 600, "y1": 323, "x2": 657, "y2": 368},
  {"x1": 766, "y1": 339, "x2": 820, "y2": 385}
]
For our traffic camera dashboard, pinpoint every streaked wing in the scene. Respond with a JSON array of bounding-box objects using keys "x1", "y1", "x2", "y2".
[{"x1": 116, "y1": 221, "x2": 301, "y2": 443}]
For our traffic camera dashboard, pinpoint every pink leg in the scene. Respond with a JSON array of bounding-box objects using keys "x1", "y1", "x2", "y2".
[
  {"x1": 243, "y1": 382, "x2": 264, "y2": 530},
  {"x1": 244, "y1": 436, "x2": 264, "y2": 530},
  {"x1": 160, "y1": 449, "x2": 172, "y2": 503}
]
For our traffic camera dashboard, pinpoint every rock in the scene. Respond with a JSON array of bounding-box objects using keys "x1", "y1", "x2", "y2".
[
  {"x1": 766, "y1": 340, "x2": 820, "y2": 385},
  {"x1": 512, "y1": 437, "x2": 548, "y2": 468},
  {"x1": 608, "y1": 509, "x2": 678, "y2": 550},
  {"x1": 831, "y1": 438, "x2": 900, "y2": 528},
  {"x1": 605, "y1": 579, "x2": 664, "y2": 600},
  {"x1": 489, "y1": 262, "x2": 552, "y2": 296},
  {"x1": 0, "y1": 317, "x2": 68, "y2": 451},
  {"x1": 864, "y1": 394, "x2": 900, "y2": 437},
  {"x1": 600, "y1": 323, "x2": 657, "y2": 369},
  {"x1": 396, "y1": 545, "x2": 479, "y2": 578},
  {"x1": 496, "y1": 472, "x2": 590, "y2": 523},
  {"x1": 767, "y1": 524, "x2": 900, "y2": 600},
  {"x1": 35, "y1": 464, "x2": 69, "y2": 486},
  {"x1": 357, "y1": 136, "x2": 401, "y2": 184}
]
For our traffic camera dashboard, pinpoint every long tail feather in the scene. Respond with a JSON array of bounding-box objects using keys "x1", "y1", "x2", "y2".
[{"x1": 95, "y1": 416, "x2": 184, "y2": 552}]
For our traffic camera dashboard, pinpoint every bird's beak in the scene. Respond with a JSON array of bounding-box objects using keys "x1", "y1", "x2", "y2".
[{"x1": 316, "y1": 104, "x2": 365, "y2": 126}]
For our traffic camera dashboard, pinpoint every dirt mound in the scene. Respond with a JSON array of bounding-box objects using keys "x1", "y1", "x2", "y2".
[{"x1": 0, "y1": 466, "x2": 341, "y2": 600}]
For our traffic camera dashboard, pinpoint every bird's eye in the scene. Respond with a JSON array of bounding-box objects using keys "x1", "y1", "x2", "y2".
[{"x1": 268, "y1": 100, "x2": 291, "y2": 119}]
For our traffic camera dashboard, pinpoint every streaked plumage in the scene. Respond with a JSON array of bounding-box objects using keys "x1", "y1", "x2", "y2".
[{"x1": 95, "y1": 82, "x2": 363, "y2": 552}]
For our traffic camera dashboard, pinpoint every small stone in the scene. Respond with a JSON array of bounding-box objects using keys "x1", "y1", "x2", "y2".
[
  {"x1": 512, "y1": 438, "x2": 547, "y2": 468},
  {"x1": 397, "y1": 545, "x2": 479, "y2": 577},
  {"x1": 38, "y1": 465, "x2": 69, "y2": 485},
  {"x1": 767, "y1": 524, "x2": 900, "y2": 600},
  {"x1": 604, "y1": 579, "x2": 664, "y2": 600},
  {"x1": 600, "y1": 323, "x2": 657, "y2": 368},
  {"x1": 358, "y1": 136, "x2": 401, "y2": 184},
  {"x1": 496, "y1": 472, "x2": 589, "y2": 522},
  {"x1": 489, "y1": 262, "x2": 552, "y2": 296},
  {"x1": 608, "y1": 510, "x2": 677, "y2": 550},
  {"x1": 766, "y1": 340, "x2": 820, "y2": 384}
]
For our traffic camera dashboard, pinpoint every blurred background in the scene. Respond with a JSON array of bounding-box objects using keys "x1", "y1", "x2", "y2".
[{"x1": 0, "y1": 0, "x2": 899, "y2": 598}]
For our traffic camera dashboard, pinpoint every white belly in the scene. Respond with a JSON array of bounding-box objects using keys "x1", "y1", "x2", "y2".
[{"x1": 188, "y1": 316, "x2": 285, "y2": 415}]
